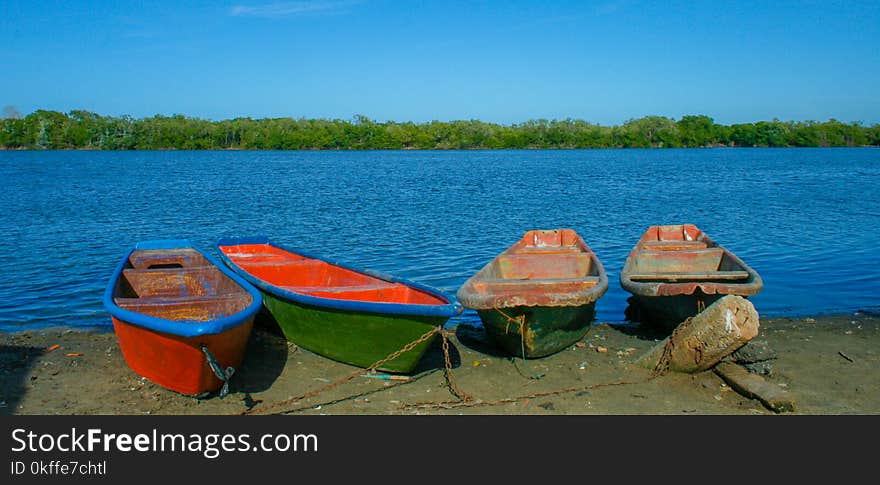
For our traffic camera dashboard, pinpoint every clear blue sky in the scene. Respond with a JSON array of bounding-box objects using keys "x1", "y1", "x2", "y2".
[{"x1": 1, "y1": 0, "x2": 878, "y2": 125}]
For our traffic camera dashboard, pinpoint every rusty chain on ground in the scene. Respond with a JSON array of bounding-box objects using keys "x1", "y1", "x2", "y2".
[
  {"x1": 400, "y1": 306, "x2": 660, "y2": 412},
  {"x1": 399, "y1": 376, "x2": 650, "y2": 411},
  {"x1": 440, "y1": 328, "x2": 472, "y2": 402},
  {"x1": 239, "y1": 326, "x2": 471, "y2": 415},
  {"x1": 242, "y1": 305, "x2": 694, "y2": 415}
]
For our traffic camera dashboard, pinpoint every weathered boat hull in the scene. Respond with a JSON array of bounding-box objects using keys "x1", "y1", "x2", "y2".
[
  {"x1": 477, "y1": 304, "x2": 597, "y2": 358},
  {"x1": 216, "y1": 237, "x2": 462, "y2": 374},
  {"x1": 620, "y1": 224, "x2": 762, "y2": 328},
  {"x1": 103, "y1": 240, "x2": 262, "y2": 397},
  {"x1": 458, "y1": 229, "x2": 608, "y2": 358}
]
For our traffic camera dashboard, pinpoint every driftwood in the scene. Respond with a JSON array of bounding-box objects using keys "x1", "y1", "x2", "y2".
[
  {"x1": 637, "y1": 295, "x2": 760, "y2": 373},
  {"x1": 714, "y1": 361, "x2": 796, "y2": 413}
]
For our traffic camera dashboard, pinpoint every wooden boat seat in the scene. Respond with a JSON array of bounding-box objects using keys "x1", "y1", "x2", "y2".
[
  {"x1": 114, "y1": 294, "x2": 252, "y2": 321},
  {"x1": 129, "y1": 249, "x2": 209, "y2": 269},
  {"x1": 473, "y1": 276, "x2": 600, "y2": 294},
  {"x1": 238, "y1": 260, "x2": 397, "y2": 289},
  {"x1": 123, "y1": 265, "x2": 217, "y2": 276},
  {"x1": 633, "y1": 247, "x2": 727, "y2": 273},
  {"x1": 481, "y1": 276, "x2": 600, "y2": 284},
  {"x1": 497, "y1": 253, "x2": 592, "y2": 280},
  {"x1": 640, "y1": 247, "x2": 722, "y2": 255},
  {"x1": 122, "y1": 266, "x2": 242, "y2": 298},
  {"x1": 642, "y1": 240, "x2": 709, "y2": 251},
  {"x1": 280, "y1": 283, "x2": 441, "y2": 305},
  {"x1": 627, "y1": 270, "x2": 750, "y2": 282},
  {"x1": 511, "y1": 247, "x2": 584, "y2": 255},
  {"x1": 235, "y1": 260, "x2": 317, "y2": 268},
  {"x1": 225, "y1": 252, "x2": 287, "y2": 259},
  {"x1": 280, "y1": 282, "x2": 399, "y2": 294}
]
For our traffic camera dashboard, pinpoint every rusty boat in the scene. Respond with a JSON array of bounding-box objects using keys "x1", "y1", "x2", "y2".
[
  {"x1": 103, "y1": 240, "x2": 262, "y2": 397},
  {"x1": 620, "y1": 224, "x2": 762, "y2": 327},
  {"x1": 457, "y1": 229, "x2": 609, "y2": 358},
  {"x1": 216, "y1": 237, "x2": 462, "y2": 374}
]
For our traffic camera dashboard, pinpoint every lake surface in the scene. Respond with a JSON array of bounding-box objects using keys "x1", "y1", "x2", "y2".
[{"x1": 1, "y1": 148, "x2": 878, "y2": 331}]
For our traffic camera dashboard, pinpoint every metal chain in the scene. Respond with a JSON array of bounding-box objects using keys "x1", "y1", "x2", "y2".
[
  {"x1": 401, "y1": 377, "x2": 649, "y2": 411},
  {"x1": 241, "y1": 311, "x2": 678, "y2": 414},
  {"x1": 441, "y1": 329, "x2": 472, "y2": 402},
  {"x1": 242, "y1": 326, "x2": 442, "y2": 415},
  {"x1": 404, "y1": 308, "x2": 657, "y2": 411}
]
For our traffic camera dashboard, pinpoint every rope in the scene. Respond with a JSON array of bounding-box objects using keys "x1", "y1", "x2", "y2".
[
  {"x1": 201, "y1": 345, "x2": 235, "y2": 399},
  {"x1": 494, "y1": 306, "x2": 525, "y2": 336},
  {"x1": 494, "y1": 306, "x2": 544, "y2": 379},
  {"x1": 494, "y1": 306, "x2": 527, "y2": 358}
]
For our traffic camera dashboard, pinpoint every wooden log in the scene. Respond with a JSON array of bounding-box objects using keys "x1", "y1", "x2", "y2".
[
  {"x1": 637, "y1": 295, "x2": 760, "y2": 373},
  {"x1": 714, "y1": 361, "x2": 796, "y2": 413}
]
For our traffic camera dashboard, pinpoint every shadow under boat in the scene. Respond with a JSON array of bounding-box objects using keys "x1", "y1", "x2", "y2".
[
  {"x1": 623, "y1": 293, "x2": 725, "y2": 333},
  {"x1": 230, "y1": 308, "x2": 289, "y2": 395},
  {"x1": 452, "y1": 322, "x2": 511, "y2": 358}
]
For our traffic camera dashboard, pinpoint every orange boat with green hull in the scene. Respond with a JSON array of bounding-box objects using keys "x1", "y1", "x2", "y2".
[
  {"x1": 103, "y1": 240, "x2": 263, "y2": 397},
  {"x1": 216, "y1": 237, "x2": 462, "y2": 374},
  {"x1": 620, "y1": 224, "x2": 763, "y2": 327},
  {"x1": 457, "y1": 229, "x2": 609, "y2": 358}
]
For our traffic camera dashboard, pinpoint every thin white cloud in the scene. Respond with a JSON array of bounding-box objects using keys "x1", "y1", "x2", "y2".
[{"x1": 229, "y1": 1, "x2": 362, "y2": 18}]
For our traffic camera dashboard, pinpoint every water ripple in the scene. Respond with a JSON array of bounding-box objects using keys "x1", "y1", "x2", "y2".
[{"x1": 1, "y1": 148, "x2": 878, "y2": 330}]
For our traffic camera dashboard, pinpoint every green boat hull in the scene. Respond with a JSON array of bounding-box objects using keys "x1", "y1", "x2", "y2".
[
  {"x1": 262, "y1": 292, "x2": 444, "y2": 373},
  {"x1": 477, "y1": 304, "x2": 597, "y2": 358}
]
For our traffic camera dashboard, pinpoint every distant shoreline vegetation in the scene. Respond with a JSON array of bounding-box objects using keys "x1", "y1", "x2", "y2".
[{"x1": 1, "y1": 109, "x2": 878, "y2": 150}]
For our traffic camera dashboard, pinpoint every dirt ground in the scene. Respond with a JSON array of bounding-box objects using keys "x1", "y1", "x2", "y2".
[{"x1": 2, "y1": 312, "x2": 878, "y2": 415}]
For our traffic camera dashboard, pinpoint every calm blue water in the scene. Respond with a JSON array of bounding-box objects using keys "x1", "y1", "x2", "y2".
[{"x1": 1, "y1": 148, "x2": 878, "y2": 331}]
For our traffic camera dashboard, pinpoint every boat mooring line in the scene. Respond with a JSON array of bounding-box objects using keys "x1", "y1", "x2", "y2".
[
  {"x1": 239, "y1": 320, "x2": 666, "y2": 414},
  {"x1": 400, "y1": 376, "x2": 653, "y2": 411},
  {"x1": 240, "y1": 325, "x2": 462, "y2": 415},
  {"x1": 201, "y1": 345, "x2": 235, "y2": 399},
  {"x1": 494, "y1": 306, "x2": 544, "y2": 380}
]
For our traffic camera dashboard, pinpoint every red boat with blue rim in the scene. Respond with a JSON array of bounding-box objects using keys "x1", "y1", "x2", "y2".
[{"x1": 103, "y1": 240, "x2": 262, "y2": 397}]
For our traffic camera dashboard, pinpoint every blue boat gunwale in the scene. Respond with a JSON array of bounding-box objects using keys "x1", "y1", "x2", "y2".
[
  {"x1": 215, "y1": 236, "x2": 463, "y2": 319},
  {"x1": 102, "y1": 239, "x2": 264, "y2": 338}
]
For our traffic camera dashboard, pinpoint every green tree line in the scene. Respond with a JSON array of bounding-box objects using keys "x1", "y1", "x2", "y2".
[{"x1": 1, "y1": 109, "x2": 878, "y2": 150}]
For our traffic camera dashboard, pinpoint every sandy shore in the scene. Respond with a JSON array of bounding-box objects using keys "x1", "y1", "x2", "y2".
[{"x1": 2, "y1": 312, "x2": 878, "y2": 415}]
